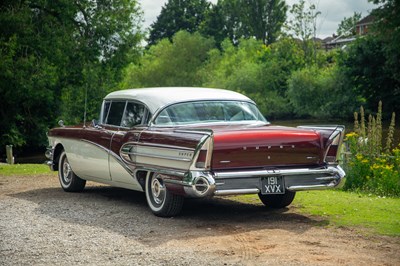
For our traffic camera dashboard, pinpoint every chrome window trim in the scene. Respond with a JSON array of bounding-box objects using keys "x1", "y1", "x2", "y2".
[{"x1": 149, "y1": 100, "x2": 266, "y2": 127}]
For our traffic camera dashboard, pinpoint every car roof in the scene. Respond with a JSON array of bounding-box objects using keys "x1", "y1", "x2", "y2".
[{"x1": 104, "y1": 87, "x2": 255, "y2": 114}]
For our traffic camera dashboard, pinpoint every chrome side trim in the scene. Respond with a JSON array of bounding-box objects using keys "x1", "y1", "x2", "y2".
[
  {"x1": 134, "y1": 166, "x2": 186, "y2": 178},
  {"x1": 132, "y1": 142, "x2": 195, "y2": 151},
  {"x1": 125, "y1": 151, "x2": 192, "y2": 162}
]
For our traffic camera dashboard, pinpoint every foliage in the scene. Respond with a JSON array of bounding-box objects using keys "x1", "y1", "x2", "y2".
[
  {"x1": 286, "y1": 64, "x2": 360, "y2": 119},
  {"x1": 202, "y1": 38, "x2": 295, "y2": 119},
  {"x1": 369, "y1": 0, "x2": 400, "y2": 84},
  {"x1": 344, "y1": 103, "x2": 399, "y2": 197},
  {"x1": 147, "y1": 0, "x2": 210, "y2": 46},
  {"x1": 336, "y1": 12, "x2": 362, "y2": 37},
  {"x1": 239, "y1": 0, "x2": 287, "y2": 45},
  {"x1": 198, "y1": 0, "x2": 287, "y2": 46},
  {"x1": 122, "y1": 31, "x2": 214, "y2": 88},
  {"x1": 337, "y1": 0, "x2": 400, "y2": 116},
  {"x1": 337, "y1": 35, "x2": 399, "y2": 116},
  {"x1": 0, "y1": 0, "x2": 143, "y2": 152},
  {"x1": 285, "y1": 0, "x2": 320, "y2": 65}
]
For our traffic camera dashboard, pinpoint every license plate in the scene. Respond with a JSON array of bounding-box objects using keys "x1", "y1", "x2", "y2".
[{"x1": 261, "y1": 176, "x2": 285, "y2": 194}]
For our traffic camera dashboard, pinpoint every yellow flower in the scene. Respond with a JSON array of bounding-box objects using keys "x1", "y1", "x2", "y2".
[{"x1": 346, "y1": 132, "x2": 358, "y2": 138}]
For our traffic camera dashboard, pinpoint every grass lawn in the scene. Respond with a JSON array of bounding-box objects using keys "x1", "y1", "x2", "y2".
[
  {"x1": 0, "y1": 163, "x2": 51, "y2": 176},
  {"x1": 234, "y1": 190, "x2": 400, "y2": 236}
]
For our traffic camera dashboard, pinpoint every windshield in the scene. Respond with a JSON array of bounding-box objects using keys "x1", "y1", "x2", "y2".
[{"x1": 154, "y1": 101, "x2": 267, "y2": 125}]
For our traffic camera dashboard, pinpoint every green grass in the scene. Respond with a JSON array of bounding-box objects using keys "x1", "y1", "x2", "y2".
[
  {"x1": 234, "y1": 190, "x2": 400, "y2": 236},
  {"x1": 0, "y1": 163, "x2": 51, "y2": 176}
]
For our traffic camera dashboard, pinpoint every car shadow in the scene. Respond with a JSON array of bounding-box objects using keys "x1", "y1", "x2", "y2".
[{"x1": 9, "y1": 184, "x2": 328, "y2": 246}]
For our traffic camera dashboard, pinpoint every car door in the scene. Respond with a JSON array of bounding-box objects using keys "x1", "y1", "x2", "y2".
[
  {"x1": 108, "y1": 101, "x2": 149, "y2": 190},
  {"x1": 71, "y1": 100, "x2": 126, "y2": 181}
]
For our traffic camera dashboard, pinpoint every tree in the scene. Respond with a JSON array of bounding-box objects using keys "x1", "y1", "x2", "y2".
[
  {"x1": 338, "y1": 36, "x2": 399, "y2": 116},
  {"x1": 240, "y1": 0, "x2": 287, "y2": 45},
  {"x1": 204, "y1": 0, "x2": 287, "y2": 45},
  {"x1": 369, "y1": 0, "x2": 400, "y2": 90},
  {"x1": 335, "y1": 1, "x2": 400, "y2": 116},
  {"x1": 286, "y1": 0, "x2": 321, "y2": 64},
  {"x1": 0, "y1": 0, "x2": 143, "y2": 153},
  {"x1": 287, "y1": 65, "x2": 359, "y2": 119},
  {"x1": 199, "y1": 3, "x2": 227, "y2": 48},
  {"x1": 122, "y1": 31, "x2": 214, "y2": 88},
  {"x1": 337, "y1": 12, "x2": 362, "y2": 37},
  {"x1": 148, "y1": 0, "x2": 210, "y2": 46}
]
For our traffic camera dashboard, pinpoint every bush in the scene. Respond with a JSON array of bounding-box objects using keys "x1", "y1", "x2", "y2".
[
  {"x1": 287, "y1": 65, "x2": 360, "y2": 119},
  {"x1": 343, "y1": 102, "x2": 399, "y2": 197}
]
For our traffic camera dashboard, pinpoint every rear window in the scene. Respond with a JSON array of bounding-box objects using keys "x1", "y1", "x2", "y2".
[{"x1": 154, "y1": 101, "x2": 267, "y2": 125}]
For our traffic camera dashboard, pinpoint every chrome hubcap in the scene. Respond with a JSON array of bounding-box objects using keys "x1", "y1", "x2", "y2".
[
  {"x1": 151, "y1": 177, "x2": 165, "y2": 205},
  {"x1": 62, "y1": 158, "x2": 72, "y2": 183}
]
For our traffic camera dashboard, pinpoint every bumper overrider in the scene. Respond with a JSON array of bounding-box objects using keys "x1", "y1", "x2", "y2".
[
  {"x1": 45, "y1": 146, "x2": 55, "y2": 170},
  {"x1": 168, "y1": 165, "x2": 346, "y2": 198}
]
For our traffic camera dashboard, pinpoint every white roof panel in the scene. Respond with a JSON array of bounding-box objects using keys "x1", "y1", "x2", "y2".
[{"x1": 105, "y1": 87, "x2": 254, "y2": 114}]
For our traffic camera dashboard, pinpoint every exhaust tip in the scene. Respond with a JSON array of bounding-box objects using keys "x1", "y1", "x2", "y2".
[{"x1": 193, "y1": 176, "x2": 210, "y2": 196}]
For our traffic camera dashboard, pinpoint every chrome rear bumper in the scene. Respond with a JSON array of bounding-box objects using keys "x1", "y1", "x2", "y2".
[{"x1": 176, "y1": 165, "x2": 346, "y2": 198}]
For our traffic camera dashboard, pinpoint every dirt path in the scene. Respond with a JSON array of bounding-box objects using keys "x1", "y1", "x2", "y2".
[{"x1": 0, "y1": 173, "x2": 399, "y2": 265}]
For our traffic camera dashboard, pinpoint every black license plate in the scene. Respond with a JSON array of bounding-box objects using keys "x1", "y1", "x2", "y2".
[{"x1": 261, "y1": 176, "x2": 285, "y2": 194}]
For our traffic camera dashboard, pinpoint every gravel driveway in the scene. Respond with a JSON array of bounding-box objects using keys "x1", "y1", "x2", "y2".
[{"x1": 0, "y1": 173, "x2": 399, "y2": 265}]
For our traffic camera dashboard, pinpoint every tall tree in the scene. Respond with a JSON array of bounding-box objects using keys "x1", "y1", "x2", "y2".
[
  {"x1": 148, "y1": 0, "x2": 210, "y2": 46},
  {"x1": 206, "y1": 0, "x2": 287, "y2": 45},
  {"x1": 369, "y1": 0, "x2": 400, "y2": 85},
  {"x1": 337, "y1": 0, "x2": 400, "y2": 115},
  {"x1": 123, "y1": 31, "x2": 214, "y2": 88},
  {"x1": 241, "y1": 0, "x2": 287, "y2": 45},
  {"x1": 286, "y1": 0, "x2": 321, "y2": 64},
  {"x1": 337, "y1": 12, "x2": 362, "y2": 37},
  {"x1": 0, "y1": 0, "x2": 143, "y2": 153}
]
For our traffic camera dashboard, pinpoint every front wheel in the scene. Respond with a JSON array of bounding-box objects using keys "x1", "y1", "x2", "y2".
[
  {"x1": 58, "y1": 151, "x2": 86, "y2": 192},
  {"x1": 145, "y1": 172, "x2": 184, "y2": 217},
  {"x1": 258, "y1": 191, "x2": 296, "y2": 209}
]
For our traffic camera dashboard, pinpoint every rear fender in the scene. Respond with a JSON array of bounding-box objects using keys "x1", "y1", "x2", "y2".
[{"x1": 297, "y1": 125, "x2": 345, "y2": 164}]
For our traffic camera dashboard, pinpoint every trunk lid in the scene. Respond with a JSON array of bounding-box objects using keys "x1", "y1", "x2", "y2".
[{"x1": 210, "y1": 126, "x2": 322, "y2": 170}]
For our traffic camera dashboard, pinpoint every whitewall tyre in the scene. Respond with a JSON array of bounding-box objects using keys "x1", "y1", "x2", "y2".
[
  {"x1": 58, "y1": 151, "x2": 86, "y2": 192},
  {"x1": 145, "y1": 172, "x2": 184, "y2": 217}
]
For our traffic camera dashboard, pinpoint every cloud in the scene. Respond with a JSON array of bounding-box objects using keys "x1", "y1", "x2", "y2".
[{"x1": 140, "y1": 0, "x2": 378, "y2": 38}]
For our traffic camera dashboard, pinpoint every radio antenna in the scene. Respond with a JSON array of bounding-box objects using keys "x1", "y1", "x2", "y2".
[{"x1": 83, "y1": 84, "x2": 88, "y2": 128}]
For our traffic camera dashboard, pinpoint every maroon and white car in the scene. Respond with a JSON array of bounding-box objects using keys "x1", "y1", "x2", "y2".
[{"x1": 46, "y1": 87, "x2": 346, "y2": 217}]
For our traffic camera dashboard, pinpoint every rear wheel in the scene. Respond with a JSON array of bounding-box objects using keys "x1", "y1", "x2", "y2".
[
  {"x1": 258, "y1": 191, "x2": 296, "y2": 208},
  {"x1": 58, "y1": 151, "x2": 86, "y2": 192},
  {"x1": 145, "y1": 172, "x2": 184, "y2": 217}
]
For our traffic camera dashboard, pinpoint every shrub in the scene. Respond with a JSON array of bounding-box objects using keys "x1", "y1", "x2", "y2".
[{"x1": 344, "y1": 102, "x2": 399, "y2": 197}]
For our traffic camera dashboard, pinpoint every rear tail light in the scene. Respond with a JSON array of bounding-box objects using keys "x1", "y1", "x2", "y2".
[
  {"x1": 195, "y1": 150, "x2": 207, "y2": 168},
  {"x1": 191, "y1": 134, "x2": 213, "y2": 170},
  {"x1": 324, "y1": 127, "x2": 345, "y2": 164}
]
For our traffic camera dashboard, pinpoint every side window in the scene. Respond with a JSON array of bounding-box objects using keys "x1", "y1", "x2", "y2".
[
  {"x1": 105, "y1": 101, "x2": 126, "y2": 126},
  {"x1": 121, "y1": 102, "x2": 146, "y2": 128},
  {"x1": 101, "y1": 101, "x2": 111, "y2": 124}
]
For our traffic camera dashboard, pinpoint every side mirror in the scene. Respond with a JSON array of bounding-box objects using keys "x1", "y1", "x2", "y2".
[{"x1": 58, "y1": 120, "x2": 65, "y2": 127}]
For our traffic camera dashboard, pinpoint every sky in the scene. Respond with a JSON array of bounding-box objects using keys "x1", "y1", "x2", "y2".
[{"x1": 138, "y1": 0, "x2": 378, "y2": 38}]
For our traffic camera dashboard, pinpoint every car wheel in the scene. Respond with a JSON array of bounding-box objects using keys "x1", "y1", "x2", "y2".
[
  {"x1": 145, "y1": 172, "x2": 184, "y2": 217},
  {"x1": 258, "y1": 191, "x2": 296, "y2": 208},
  {"x1": 58, "y1": 150, "x2": 86, "y2": 192}
]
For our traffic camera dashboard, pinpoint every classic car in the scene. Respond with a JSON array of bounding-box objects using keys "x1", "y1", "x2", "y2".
[{"x1": 46, "y1": 87, "x2": 346, "y2": 217}]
